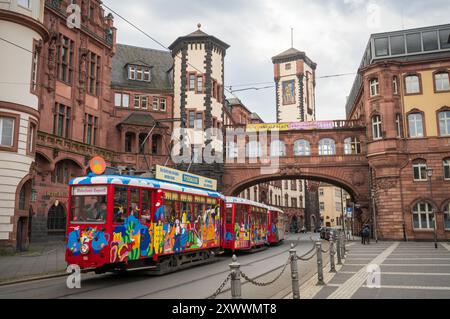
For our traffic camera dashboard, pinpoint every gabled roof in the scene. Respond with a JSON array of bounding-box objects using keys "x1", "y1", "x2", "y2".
[
  {"x1": 117, "y1": 112, "x2": 168, "y2": 128},
  {"x1": 272, "y1": 47, "x2": 317, "y2": 69},
  {"x1": 112, "y1": 44, "x2": 173, "y2": 92}
]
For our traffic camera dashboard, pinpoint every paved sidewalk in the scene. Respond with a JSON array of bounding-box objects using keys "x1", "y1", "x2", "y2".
[
  {"x1": 298, "y1": 240, "x2": 450, "y2": 299},
  {"x1": 0, "y1": 241, "x2": 67, "y2": 283}
]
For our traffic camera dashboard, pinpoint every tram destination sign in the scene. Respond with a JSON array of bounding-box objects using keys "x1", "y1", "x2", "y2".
[{"x1": 155, "y1": 165, "x2": 217, "y2": 191}]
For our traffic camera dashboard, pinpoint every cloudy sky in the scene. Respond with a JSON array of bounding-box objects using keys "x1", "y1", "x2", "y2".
[{"x1": 105, "y1": 0, "x2": 450, "y2": 122}]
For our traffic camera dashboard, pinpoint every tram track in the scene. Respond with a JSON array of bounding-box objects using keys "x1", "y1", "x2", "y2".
[{"x1": 0, "y1": 235, "x2": 318, "y2": 299}]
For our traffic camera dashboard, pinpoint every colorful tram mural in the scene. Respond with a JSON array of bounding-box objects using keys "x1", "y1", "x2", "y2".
[{"x1": 65, "y1": 174, "x2": 285, "y2": 274}]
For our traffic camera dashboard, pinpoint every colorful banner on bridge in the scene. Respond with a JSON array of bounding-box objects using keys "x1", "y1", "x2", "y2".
[{"x1": 246, "y1": 121, "x2": 335, "y2": 132}]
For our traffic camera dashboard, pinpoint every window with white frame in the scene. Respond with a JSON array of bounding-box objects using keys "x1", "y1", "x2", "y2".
[
  {"x1": 114, "y1": 93, "x2": 129, "y2": 107},
  {"x1": 319, "y1": 188, "x2": 324, "y2": 196},
  {"x1": 396, "y1": 114, "x2": 403, "y2": 138},
  {"x1": 160, "y1": 98, "x2": 166, "y2": 111},
  {"x1": 226, "y1": 141, "x2": 238, "y2": 159},
  {"x1": 294, "y1": 139, "x2": 311, "y2": 156},
  {"x1": 412, "y1": 161, "x2": 427, "y2": 181},
  {"x1": 18, "y1": 0, "x2": 31, "y2": 8},
  {"x1": 319, "y1": 202, "x2": 325, "y2": 211},
  {"x1": 152, "y1": 97, "x2": 159, "y2": 111},
  {"x1": 270, "y1": 140, "x2": 286, "y2": 157},
  {"x1": 0, "y1": 117, "x2": 15, "y2": 147},
  {"x1": 319, "y1": 138, "x2": 336, "y2": 156},
  {"x1": 247, "y1": 140, "x2": 261, "y2": 158},
  {"x1": 444, "y1": 159, "x2": 450, "y2": 180},
  {"x1": 435, "y1": 72, "x2": 450, "y2": 92},
  {"x1": 393, "y1": 76, "x2": 399, "y2": 94},
  {"x1": 128, "y1": 65, "x2": 151, "y2": 82},
  {"x1": 369, "y1": 78, "x2": 379, "y2": 97},
  {"x1": 439, "y1": 111, "x2": 450, "y2": 136},
  {"x1": 408, "y1": 113, "x2": 424, "y2": 138},
  {"x1": 134, "y1": 95, "x2": 147, "y2": 109},
  {"x1": 445, "y1": 202, "x2": 450, "y2": 230},
  {"x1": 405, "y1": 75, "x2": 421, "y2": 94},
  {"x1": 344, "y1": 137, "x2": 361, "y2": 155},
  {"x1": 412, "y1": 202, "x2": 435, "y2": 230},
  {"x1": 372, "y1": 115, "x2": 382, "y2": 140}
]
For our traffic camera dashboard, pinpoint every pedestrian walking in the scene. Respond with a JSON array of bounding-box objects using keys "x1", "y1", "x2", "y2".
[{"x1": 361, "y1": 225, "x2": 370, "y2": 245}]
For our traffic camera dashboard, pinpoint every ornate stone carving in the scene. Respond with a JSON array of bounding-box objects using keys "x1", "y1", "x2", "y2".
[
  {"x1": 376, "y1": 177, "x2": 398, "y2": 191},
  {"x1": 47, "y1": 16, "x2": 58, "y2": 92},
  {"x1": 279, "y1": 166, "x2": 302, "y2": 177},
  {"x1": 77, "y1": 44, "x2": 89, "y2": 105}
]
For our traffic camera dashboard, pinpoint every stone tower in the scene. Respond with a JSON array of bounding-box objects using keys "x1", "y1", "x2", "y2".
[
  {"x1": 169, "y1": 25, "x2": 229, "y2": 183},
  {"x1": 272, "y1": 48, "x2": 317, "y2": 123}
]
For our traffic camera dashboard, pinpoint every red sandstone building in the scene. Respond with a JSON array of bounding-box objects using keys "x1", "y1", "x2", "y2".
[{"x1": 346, "y1": 24, "x2": 450, "y2": 240}]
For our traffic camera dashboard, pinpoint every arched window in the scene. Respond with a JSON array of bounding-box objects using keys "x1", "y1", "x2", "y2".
[
  {"x1": 412, "y1": 202, "x2": 434, "y2": 230},
  {"x1": 443, "y1": 158, "x2": 450, "y2": 180},
  {"x1": 294, "y1": 139, "x2": 311, "y2": 156},
  {"x1": 372, "y1": 115, "x2": 382, "y2": 140},
  {"x1": 405, "y1": 74, "x2": 421, "y2": 94},
  {"x1": 52, "y1": 161, "x2": 69, "y2": 184},
  {"x1": 270, "y1": 140, "x2": 286, "y2": 157},
  {"x1": 344, "y1": 137, "x2": 361, "y2": 155},
  {"x1": 369, "y1": 78, "x2": 379, "y2": 97},
  {"x1": 434, "y1": 71, "x2": 450, "y2": 92},
  {"x1": 444, "y1": 202, "x2": 450, "y2": 230},
  {"x1": 412, "y1": 159, "x2": 427, "y2": 181},
  {"x1": 438, "y1": 110, "x2": 450, "y2": 136},
  {"x1": 247, "y1": 140, "x2": 261, "y2": 158},
  {"x1": 319, "y1": 138, "x2": 336, "y2": 156},
  {"x1": 47, "y1": 203, "x2": 66, "y2": 232},
  {"x1": 408, "y1": 112, "x2": 424, "y2": 138},
  {"x1": 226, "y1": 141, "x2": 238, "y2": 159}
]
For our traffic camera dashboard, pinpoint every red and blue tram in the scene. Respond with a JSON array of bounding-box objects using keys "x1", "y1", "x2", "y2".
[
  {"x1": 65, "y1": 172, "x2": 286, "y2": 274},
  {"x1": 267, "y1": 206, "x2": 286, "y2": 244},
  {"x1": 66, "y1": 174, "x2": 223, "y2": 273},
  {"x1": 222, "y1": 197, "x2": 285, "y2": 252}
]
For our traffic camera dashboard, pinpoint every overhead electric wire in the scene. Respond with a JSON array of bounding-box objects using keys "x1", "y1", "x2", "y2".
[{"x1": 102, "y1": 2, "x2": 241, "y2": 99}]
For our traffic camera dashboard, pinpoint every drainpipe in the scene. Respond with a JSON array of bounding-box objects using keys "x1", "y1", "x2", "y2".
[{"x1": 399, "y1": 156, "x2": 411, "y2": 242}]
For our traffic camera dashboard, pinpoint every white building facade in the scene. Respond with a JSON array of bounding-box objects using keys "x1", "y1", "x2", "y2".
[{"x1": 0, "y1": 0, "x2": 48, "y2": 250}]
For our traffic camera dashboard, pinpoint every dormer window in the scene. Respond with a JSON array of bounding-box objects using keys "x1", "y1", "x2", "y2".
[{"x1": 128, "y1": 65, "x2": 151, "y2": 82}]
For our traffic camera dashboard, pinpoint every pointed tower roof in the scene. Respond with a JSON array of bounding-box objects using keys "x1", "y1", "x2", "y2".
[
  {"x1": 168, "y1": 23, "x2": 230, "y2": 54},
  {"x1": 272, "y1": 47, "x2": 317, "y2": 70}
]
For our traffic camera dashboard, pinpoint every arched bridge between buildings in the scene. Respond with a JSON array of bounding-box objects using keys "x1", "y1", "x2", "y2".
[{"x1": 221, "y1": 120, "x2": 370, "y2": 206}]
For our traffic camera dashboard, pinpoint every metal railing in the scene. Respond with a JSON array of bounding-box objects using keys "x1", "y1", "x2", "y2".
[{"x1": 207, "y1": 230, "x2": 348, "y2": 299}]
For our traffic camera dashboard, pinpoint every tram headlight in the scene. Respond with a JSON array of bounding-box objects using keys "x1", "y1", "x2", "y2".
[{"x1": 81, "y1": 243, "x2": 90, "y2": 255}]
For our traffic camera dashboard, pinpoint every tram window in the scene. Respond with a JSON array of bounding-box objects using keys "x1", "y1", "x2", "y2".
[
  {"x1": 71, "y1": 195, "x2": 107, "y2": 223},
  {"x1": 141, "y1": 189, "x2": 151, "y2": 223},
  {"x1": 181, "y1": 201, "x2": 192, "y2": 222},
  {"x1": 195, "y1": 203, "x2": 205, "y2": 223},
  {"x1": 165, "y1": 199, "x2": 177, "y2": 223},
  {"x1": 129, "y1": 188, "x2": 139, "y2": 218},
  {"x1": 226, "y1": 207, "x2": 233, "y2": 224},
  {"x1": 113, "y1": 186, "x2": 127, "y2": 223}
]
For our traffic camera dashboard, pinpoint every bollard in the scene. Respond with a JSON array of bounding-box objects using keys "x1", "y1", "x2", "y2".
[
  {"x1": 336, "y1": 233, "x2": 342, "y2": 265},
  {"x1": 329, "y1": 237, "x2": 336, "y2": 273},
  {"x1": 229, "y1": 255, "x2": 242, "y2": 299},
  {"x1": 315, "y1": 241, "x2": 325, "y2": 285},
  {"x1": 341, "y1": 232, "x2": 346, "y2": 258},
  {"x1": 289, "y1": 243, "x2": 300, "y2": 299}
]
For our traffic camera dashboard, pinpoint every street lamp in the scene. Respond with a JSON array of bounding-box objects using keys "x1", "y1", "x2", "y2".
[{"x1": 426, "y1": 168, "x2": 438, "y2": 249}]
